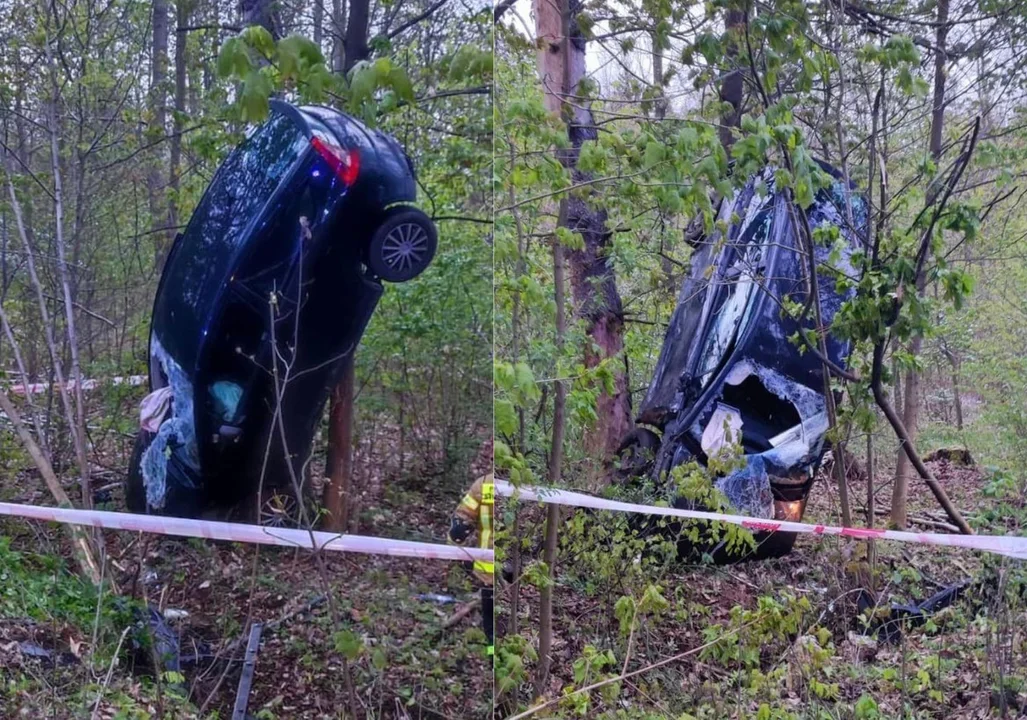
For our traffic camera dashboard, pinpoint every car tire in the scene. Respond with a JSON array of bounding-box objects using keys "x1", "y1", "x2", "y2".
[
  {"x1": 367, "y1": 206, "x2": 437, "y2": 283},
  {"x1": 125, "y1": 430, "x2": 154, "y2": 513},
  {"x1": 614, "y1": 427, "x2": 661, "y2": 481}
]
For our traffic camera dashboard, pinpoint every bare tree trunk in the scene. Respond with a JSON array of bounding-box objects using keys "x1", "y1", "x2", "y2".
[
  {"x1": 313, "y1": 0, "x2": 323, "y2": 45},
  {"x1": 169, "y1": 0, "x2": 191, "y2": 238},
  {"x1": 149, "y1": 0, "x2": 170, "y2": 254},
  {"x1": 866, "y1": 429, "x2": 876, "y2": 572},
  {"x1": 323, "y1": 359, "x2": 354, "y2": 532},
  {"x1": 343, "y1": 0, "x2": 369, "y2": 71},
  {"x1": 718, "y1": 7, "x2": 745, "y2": 152},
  {"x1": 0, "y1": 389, "x2": 102, "y2": 585},
  {"x1": 507, "y1": 140, "x2": 528, "y2": 653},
  {"x1": 651, "y1": 31, "x2": 666, "y2": 121},
  {"x1": 536, "y1": 0, "x2": 630, "y2": 471},
  {"x1": 331, "y1": 0, "x2": 346, "y2": 73},
  {"x1": 536, "y1": 213, "x2": 568, "y2": 698},
  {"x1": 892, "y1": 0, "x2": 948, "y2": 529},
  {"x1": 5, "y1": 179, "x2": 80, "y2": 463},
  {"x1": 952, "y1": 362, "x2": 964, "y2": 430},
  {"x1": 47, "y1": 96, "x2": 93, "y2": 508},
  {"x1": 203, "y1": 0, "x2": 220, "y2": 94},
  {"x1": 240, "y1": 0, "x2": 279, "y2": 37},
  {"x1": 929, "y1": 0, "x2": 950, "y2": 163},
  {"x1": 0, "y1": 304, "x2": 48, "y2": 451}
]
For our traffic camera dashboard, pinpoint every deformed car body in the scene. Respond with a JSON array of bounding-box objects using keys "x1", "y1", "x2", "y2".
[
  {"x1": 126, "y1": 101, "x2": 437, "y2": 518},
  {"x1": 619, "y1": 163, "x2": 867, "y2": 559}
]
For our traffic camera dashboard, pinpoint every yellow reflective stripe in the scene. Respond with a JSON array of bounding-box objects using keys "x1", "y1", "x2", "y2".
[
  {"x1": 460, "y1": 494, "x2": 479, "y2": 512},
  {"x1": 481, "y1": 482, "x2": 494, "y2": 505},
  {"x1": 480, "y1": 527, "x2": 492, "y2": 551},
  {"x1": 473, "y1": 560, "x2": 495, "y2": 574}
]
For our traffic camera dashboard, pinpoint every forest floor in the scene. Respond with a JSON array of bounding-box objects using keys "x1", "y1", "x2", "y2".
[
  {"x1": 498, "y1": 421, "x2": 1027, "y2": 720},
  {"x1": 0, "y1": 388, "x2": 491, "y2": 720}
]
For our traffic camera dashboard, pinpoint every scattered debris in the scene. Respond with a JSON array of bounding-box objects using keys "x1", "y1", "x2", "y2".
[
  {"x1": 232, "y1": 622, "x2": 264, "y2": 720},
  {"x1": 858, "y1": 578, "x2": 972, "y2": 643},
  {"x1": 416, "y1": 593, "x2": 458, "y2": 604},
  {"x1": 924, "y1": 447, "x2": 975, "y2": 466},
  {"x1": 844, "y1": 631, "x2": 878, "y2": 662}
]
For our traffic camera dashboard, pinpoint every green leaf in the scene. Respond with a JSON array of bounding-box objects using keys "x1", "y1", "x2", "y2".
[
  {"x1": 643, "y1": 141, "x2": 665, "y2": 168},
  {"x1": 217, "y1": 36, "x2": 252, "y2": 79},
  {"x1": 349, "y1": 61, "x2": 378, "y2": 106},
  {"x1": 241, "y1": 25, "x2": 276, "y2": 59},
  {"x1": 333, "y1": 629, "x2": 363, "y2": 660},
  {"x1": 371, "y1": 646, "x2": 387, "y2": 670},
  {"x1": 239, "y1": 69, "x2": 272, "y2": 122},
  {"x1": 388, "y1": 67, "x2": 415, "y2": 103},
  {"x1": 495, "y1": 398, "x2": 517, "y2": 437}
]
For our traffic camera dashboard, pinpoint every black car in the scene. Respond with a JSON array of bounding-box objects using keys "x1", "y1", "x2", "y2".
[
  {"x1": 617, "y1": 163, "x2": 866, "y2": 559},
  {"x1": 126, "y1": 101, "x2": 437, "y2": 519}
]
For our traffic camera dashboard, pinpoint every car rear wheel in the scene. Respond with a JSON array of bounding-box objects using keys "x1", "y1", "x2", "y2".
[{"x1": 367, "y1": 207, "x2": 437, "y2": 283}]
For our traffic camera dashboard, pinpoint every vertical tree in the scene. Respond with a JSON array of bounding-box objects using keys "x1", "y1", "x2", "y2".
[
  {"x1": 718, "y1": 5, "x2": 744, "y2": 152},
  {"x1": 323, "y1": 360, "x2": 354, "y2": 532},
  {"x1": 239, "y1": 0, "x2": 279, "y2": 37},
  {"x1": 891, "y1": 0, "x2": 949, "y2": 530},
  {"x1": 343, "y1": 0, "x2": 369, "y2": 71},
  {"x1": 545, "y1": 0, "x2": 631, "y2": 471},
  {"x1": 149, "y1": 0, "x2": 170, "y2": 248},
  {"x1": 331, "y1": 0, "x2": 346, "y2": 73},
  {"x1": 169, "y1": 0, "x2": 192, "y2": 236},
  {"x1": 532, "y1": 0, "x2": 570, "y2": 694}
]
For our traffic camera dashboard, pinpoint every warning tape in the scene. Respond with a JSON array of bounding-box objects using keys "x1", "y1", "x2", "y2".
[
  {"x1": 495, "y1": 480, "x2": 1027, "y2": 560},
  {"x1": 9, "y1": 375, "x2": 147, "y2": 396},
  {"x1": 0, "y1": 501, "x2": 493, "y2": 563}
]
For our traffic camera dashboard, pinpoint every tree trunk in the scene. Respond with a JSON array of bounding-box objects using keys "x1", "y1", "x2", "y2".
[
  {"x1": 651, "y1": 30, "x2": 666, "y2": 121},
  {"x1": 866, "y1": 429, "x2": 876, "y2": 573},
  {"x1": 0, "y1": 389, "x2": 102, "y2": 586},
  {"x1": 48, "y1": 101, "x2": 92, "y2": 509},
  {"x1": 952, "y1": 364, "x2": 963, "y2": 430},
  {"x1": 149, "y1": 0, "x2": 170, "y2": 253},
  {"x1": 718, "y1": 7, "x2": 745, "y2": 152},
  {"x1": 313, "y1": 0, "x2": 323, "y2": 45},
  {"x1": 323, "y1": 359, "x2": 355, "y2": 533},
  {"x1": 343, "y1": 0, "x2": 369, "y2": 72},
  {"x1": 536, "y1": 0, "x2": 630, "y2": 471},
  {"x1": 240, "y1": 0, "x2": 279, "y2": 37},
  {"x1": 535, "y1": 212, "x2": 568, "y2": 698},
  {"x1": 331, "y1": 0, "x2": 346, "y2": 73},
  {"x1": 169, "y1": 0, "x2": 191, "y2": 239},
  {"x1": 892, "y1": 0, "x2": 948, "y2": 529}
]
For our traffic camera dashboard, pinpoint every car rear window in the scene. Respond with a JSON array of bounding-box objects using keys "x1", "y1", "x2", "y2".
[{"x1": 154, "y1": 111, "x2": 309, "y2": 369}]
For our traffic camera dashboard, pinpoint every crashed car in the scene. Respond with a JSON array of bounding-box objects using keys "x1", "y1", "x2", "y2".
[
  {"x1": 618, "y1": 163, "x2": 866, "y2": 559},
  {"x1": 126, "y1": 100, "x2": 437, "y2": 519}
]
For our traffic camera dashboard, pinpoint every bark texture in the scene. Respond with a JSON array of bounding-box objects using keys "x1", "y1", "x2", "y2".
[{"x1": 537, "y1": 0, "x2": 631, "y2": 468}]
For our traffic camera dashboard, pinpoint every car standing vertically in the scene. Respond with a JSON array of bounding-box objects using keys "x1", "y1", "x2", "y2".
[{"x1": 126, "y1": 101, "x2": 437, "y2": 521}]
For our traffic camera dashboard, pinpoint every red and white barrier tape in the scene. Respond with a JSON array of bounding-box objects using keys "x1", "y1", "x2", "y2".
[
  {"x1": 9, "y1": 375, "x2": 147, "y2": 396},
  {"x1": 495, "y1": 480, "x2": 1027, "y2": 560},
  {"x1": 0, "y1": 502, "x2": 493, "y2": 563}
]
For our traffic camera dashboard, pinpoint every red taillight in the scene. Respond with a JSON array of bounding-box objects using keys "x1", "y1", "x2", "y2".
[{"x1": 311, "y1": 136, "x2": 360, "y2": 186}]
